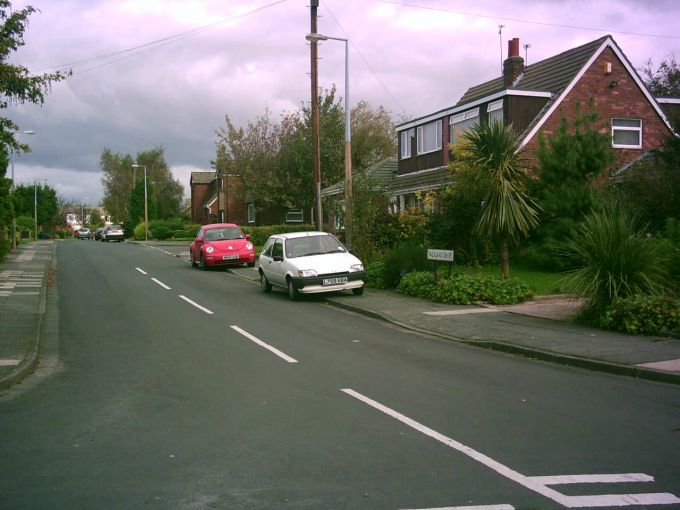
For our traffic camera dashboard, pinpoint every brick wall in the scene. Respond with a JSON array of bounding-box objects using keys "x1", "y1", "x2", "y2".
[{"x1": 521, "y1": 46, "x2": 673, "y2": 172}]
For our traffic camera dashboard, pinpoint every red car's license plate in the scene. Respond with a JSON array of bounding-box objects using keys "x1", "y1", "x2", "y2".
[{"x1": 223, "y1": 254, "x2": 239, "y2": 260}]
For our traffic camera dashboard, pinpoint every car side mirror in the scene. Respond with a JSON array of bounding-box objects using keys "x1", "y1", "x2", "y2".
[
  {"x1": 195, "y1": 237, "x2": 202, "y2": 243},
  {"x1": 273, "y1": 255, "x2": 283, "y2": 262},
  {"x1": 245, "y1": 233, "x2": 251, "y2": 240}
]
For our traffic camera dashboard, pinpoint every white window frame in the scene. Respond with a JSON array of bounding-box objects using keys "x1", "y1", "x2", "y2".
[
  {"x1": 487, "y1": 100, "x2": 503, "y2": 126},
  {"x1": 449, "y1": 108, "x2": 479, "y2": 144},
  {"x1": 286, "y1": 208, "x2": 304, "y2": 223},
  {"x1": 247, "y1": 203, "x2": 256, "y2": 224},
  {"x1": 400, "y1": 130, "x2": 411, "y2": 159},
  {"x1": 416, "y1": 120, "x2": 442, "y2": 155},
  {"x1": 611, "y1": 118, "x2": 642, "y2": 149}
]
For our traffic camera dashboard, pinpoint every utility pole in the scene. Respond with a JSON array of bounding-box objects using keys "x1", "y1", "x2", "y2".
[{"x1": 310, "y1": 0, "x2": 322, "y2": 230}]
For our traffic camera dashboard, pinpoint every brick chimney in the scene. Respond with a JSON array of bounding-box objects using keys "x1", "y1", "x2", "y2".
[{"x1": 503, "y1": 37, "x2": 524, "y2": 87}]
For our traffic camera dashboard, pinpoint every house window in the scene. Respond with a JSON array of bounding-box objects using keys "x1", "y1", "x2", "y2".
[
  {"x1": 612, "y1": 118, "x2": 642, "y2": 148},
  {"x1": 400, "y1": 130, "x2": 411, "y2": 159},
  {"x1": 286, "y1": 208, "x2": 303, "y2": 223},
  {"x1": 247, "y1": 203, "x2": 255, "y2": 224},
  {"x1": 417, "y1": 120, "x2": 442, "y2": 154},
  {"x1": 449, "y1": 108, "x2": 479, "y2": 145},
  {"x1": 487, "y1": 100, "x2": 503, "y2": 126}
]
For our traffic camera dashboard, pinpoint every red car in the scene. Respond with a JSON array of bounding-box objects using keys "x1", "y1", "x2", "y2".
[{"x1": 190, "y1": 223, "x2": 255, "y2": 270}]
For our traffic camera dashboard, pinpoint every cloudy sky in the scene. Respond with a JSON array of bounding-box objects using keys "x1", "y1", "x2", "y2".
[{"x1": 7, "y1": 0, "x2": 680, "y2": 205}]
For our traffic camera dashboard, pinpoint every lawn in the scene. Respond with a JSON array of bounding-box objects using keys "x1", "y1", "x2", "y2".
[{"x1": 458, "y1": 262, "x2": 569, "y2": 296}]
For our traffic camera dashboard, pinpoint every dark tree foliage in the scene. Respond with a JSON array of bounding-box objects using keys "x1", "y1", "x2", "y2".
[
  {"x1": 0, "y1": 1, "x2": 68, "y2": 256},
  {"x1": 13, "y1": 182, "x2": 58, "y2": 226},
  {"x1": 527, "y1": 104, "x2": 615, "y2": 270},
  {"x1": 641, "y1": 54, "x2": 680, "y2": 97}
]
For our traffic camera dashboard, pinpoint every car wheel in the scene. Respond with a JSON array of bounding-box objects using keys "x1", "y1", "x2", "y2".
[
  {"x1": 352, "y1": 286, "x2": 365, "y2": 296},
  {"x1": 287, "y1": 278, "x2": 298, "y2": 301},
  {"x1": 200, "y1": 255, "x2": 208, "y2": 271},
  {"x1": 260, "y1": 273, "x2": 272, "y2": 293}
]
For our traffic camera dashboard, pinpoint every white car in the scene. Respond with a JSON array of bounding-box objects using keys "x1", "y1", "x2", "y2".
[{"x1": 258, "y1": 231, "x2": 365, "y2": 300}]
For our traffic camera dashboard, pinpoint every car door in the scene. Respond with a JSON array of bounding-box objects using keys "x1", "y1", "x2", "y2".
[
  {"x1": 263, "y1": 238, "x2": 286, "y2": 287},
  {"x1": 192, "y1": 227, "x2": 204, "y2": 259}
]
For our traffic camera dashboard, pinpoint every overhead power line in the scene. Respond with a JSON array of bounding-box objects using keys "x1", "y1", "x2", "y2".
[
  {"x1": 376, "y1": 0, "x2": 680, "y2": 41},
  {"x1": 32, "y1": 0, "x2": 289, "y2": 75}
]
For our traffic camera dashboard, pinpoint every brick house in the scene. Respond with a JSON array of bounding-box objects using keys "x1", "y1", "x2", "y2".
[
  {"x1": 394, "y1": 35, "x2": 676, "y2": 209},
  {"x1": 190, "y1": 171, "x2": 311, "y2": 227},
  {"x1": 189, "y1": 171, "x2": 248, "y2": 225}
]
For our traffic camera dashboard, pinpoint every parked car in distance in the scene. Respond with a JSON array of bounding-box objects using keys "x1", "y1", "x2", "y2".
[
  {"x1": 76, "y1": 227, "x2": 90, "y2": 240},
  {"x1": 258, "y1": 231, "x2": 365, "y2": 300},
  {"x1": 37, "y1": 232, "x2": 51, "y2": 240},
  {"x1": 190, "y1": 223, "x2": 255, "y2": 270},
  {"x1": 102, "y1": 224, "x2": 125, "y2": 242},
  {"x1": 94, "y1": 227, "x2": 104, "y2": 241}
]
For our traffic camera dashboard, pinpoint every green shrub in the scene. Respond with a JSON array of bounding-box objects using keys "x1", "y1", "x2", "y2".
[
  {"x1": 153, "y1": 226, "x2": 173, "y2": 240},
  {"x1": 560, "y1": 199, "x2": 671, "y2": 319},
  {"x1": 364, "y1": 261, "x2": 389, "y2": 289},
  {"x1": 397, "y1": 272, "x2": 532, "y2": 305},
  {"x1": 600, "y1": 295, "x2": 680, "y2": 336},
  {"x1": 383, "y1": 243, "x2": 430, "y2": 288},
  {"x1": 133, "y1": 223, "x2": 147, "y2": 240},
  {"x1": 396, "y1": 271, "x2": 437, "y2": 299}
]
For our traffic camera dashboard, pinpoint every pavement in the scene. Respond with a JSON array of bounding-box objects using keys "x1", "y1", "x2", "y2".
[{"x1": 2, "y1": 240, "x2": 680, "y2": 393}]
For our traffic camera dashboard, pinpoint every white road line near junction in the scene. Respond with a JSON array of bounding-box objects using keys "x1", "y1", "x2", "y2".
[
  {"x1": 341, "y1": 389, "x2": 680, "y2": 509},
  {"x1": 135, "y1": 267, "x2": 147, "y2": 275},
  {"x1": 230, "y1": 325, "x2": 298, "y2": 363},
  {"x1": 179, "y1": 295, "x2": 214, "y2": 315},
  {"x1": 151, "y1": 278, "x2": 171, "y2": 290}
]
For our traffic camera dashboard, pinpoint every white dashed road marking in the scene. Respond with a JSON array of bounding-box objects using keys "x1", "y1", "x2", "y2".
[
  {"x1": 230, "y1": 325, "x2": 298, "y2": 363},
  {"x1": 135, "y1": 267, "x2": 147, "y2": 275},
  {"x1": 342, "y1": 388, "x2": 680, "y2": 509},
  {"x1": 179, "y1": 295, "x2": 214, "y2": 315},
  {"x1": 151, "y1": 278, "x2": 171, "y2": 290},
  {"x1": 403, "y1": 505, "x2": 514, "y2": 510}
]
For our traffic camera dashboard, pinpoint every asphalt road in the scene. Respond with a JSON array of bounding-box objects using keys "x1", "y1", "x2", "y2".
[{"x1": 1, "y1": 240, "x2": 679, "y2": 510}]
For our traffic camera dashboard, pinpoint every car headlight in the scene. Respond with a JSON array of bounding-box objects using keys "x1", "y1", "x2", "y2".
[
  {"x1": 298, "y1": 269, "x2": 318, "y2": 277},
  {"x1": 205, "y1": 245, "x2": 215, "y2": 254},
  {"x1": 246, "y1": 243, "x2": 253, "y2": 250},
  {"x1": 349, "y1": 264, "x2": 364, "y2": 272}
]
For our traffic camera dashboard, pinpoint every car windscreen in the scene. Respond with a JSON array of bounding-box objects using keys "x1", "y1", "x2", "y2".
[
  {"x1": 285, "y1": 235, "x2": 346, "y2": 258},
  {"x1": 205, "y1": 227, "x2": 244, "y2": 242},
  {"x1": 110, "y1": 225, "x2": 122, "y2": 230}
]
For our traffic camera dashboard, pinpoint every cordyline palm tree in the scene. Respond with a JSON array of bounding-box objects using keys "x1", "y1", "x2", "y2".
[{"x1": 463, "y1": 122, "x2": 540, "y2": 279}]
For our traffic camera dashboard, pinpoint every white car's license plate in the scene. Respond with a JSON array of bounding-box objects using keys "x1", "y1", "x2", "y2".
[
  {"x1": 323, "y1": 277, "x2": 348, "y2": 286},
  {"x1": 223, "y1": 254, "x2": 239, "y2": 260}
]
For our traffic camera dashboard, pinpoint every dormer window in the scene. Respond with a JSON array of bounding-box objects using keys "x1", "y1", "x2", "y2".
[
  {"x1": 400, "y1": 130, "x2": 412, "y2": 159},
  {"x1": 417, "y1": 120, "x2": 442, "y2": 154},
  {"x1": 449, "y1": 108, "x2": 479, "y2": 145},
  {"x1": 487, "y1": 100, "x2": 504, "y2": 126}
]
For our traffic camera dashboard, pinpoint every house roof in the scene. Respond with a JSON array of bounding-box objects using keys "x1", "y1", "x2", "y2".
[
  {"x1": 456, "y1": 36, "x2": 609, "y2": 107},
  {"x1": 190, "y1": 171, "x2": 215, "y2": 185},
  {"x1": 321, "y1": 157, "x2": 398, "y2": 198}
]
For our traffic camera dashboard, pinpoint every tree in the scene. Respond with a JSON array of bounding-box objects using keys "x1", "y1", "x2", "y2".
[
  {"x1": 135, "y1": 147, "x2": 183, "y2": 220},
  {"x1": 129, "y1": 178, "x2": 156, "y2": 227},
  {"x1": 13, "y1": 182, "x2": 58, "y2": 228},
  {"x1": 101, "y1": 148, "x2": 134, "y2": 223},
  {"x1": 527, "y1": 105, "x2": 615, "y2": 270},
  {"x1": 0, "y1": 1, "x2": 67, "y2": 256},
  {"x1": 462, "y1": 122, "x2": 540, "y2": 279},
  {"x1": 350, "y1": 100, "x2": 396, "y2": 172},
  {"x1": 641, "y1": 54, "x2": 680, "y2": 98}
]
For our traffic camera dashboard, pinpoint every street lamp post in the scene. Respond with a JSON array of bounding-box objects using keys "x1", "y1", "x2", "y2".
[
  {"x1": 305, "y1": 33, "x2": 352, "y2": 248},
  {"x1": 131, "y1": 164, "x2": 148, "y2": 241},
  {"x1": 10, "y1": 130, "x2": 36, "y2": 249},
  {"x1": 34, "y1": 179, "x2": 46, "y2": 239}
]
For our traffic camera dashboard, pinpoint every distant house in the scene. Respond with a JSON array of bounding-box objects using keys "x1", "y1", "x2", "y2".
[
  {"x1": 394, "y1": 34, "x2": 676, "y2": 210},
  {"x1": 189, "y1": 171, "x2": 247, "y2": 226},
  {"x1": 189, "y1": 171, "x2": 311, "y2": 227}
]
